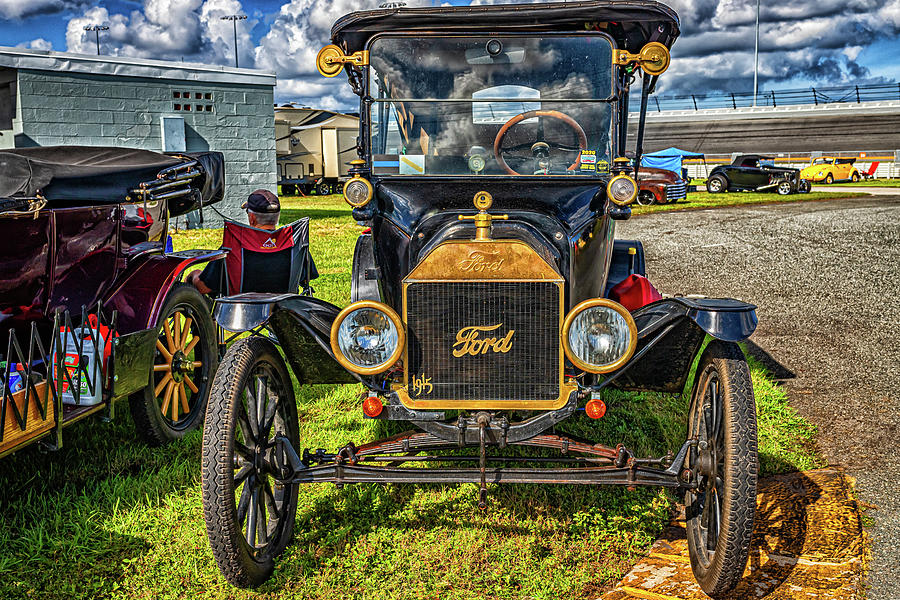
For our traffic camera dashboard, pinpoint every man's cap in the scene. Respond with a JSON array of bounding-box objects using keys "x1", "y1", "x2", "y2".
[{"x1": 242, "y1": 189, "x2": 280, "y2": 213}]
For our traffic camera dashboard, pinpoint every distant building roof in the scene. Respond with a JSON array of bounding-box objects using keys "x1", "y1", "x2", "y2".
[{"x1": 0, "y1": 46, "x2": 276, "y2": 87}]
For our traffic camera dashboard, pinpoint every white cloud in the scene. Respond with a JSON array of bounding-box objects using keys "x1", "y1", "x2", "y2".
[
  {"x1": 0, "y1": 0, "x2": 85, "y2": 20},
  {"x1": 51, "y1": 0, "x2": 900, "y2": 104},
  {"x1": 65, "y1": 0, "x2": 254, "y2": 65},
  {"x1": 16, "y1": 38, "x2": 53, "y2": 51}
]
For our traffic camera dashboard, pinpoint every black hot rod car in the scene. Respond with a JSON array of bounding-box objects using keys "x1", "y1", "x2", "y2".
[
  {"x1": 201, "y1": 3, "x2": 760, "y2": 597},
  {"x1": 706, "y1": 154, "x2": 811, "y2": 195}
]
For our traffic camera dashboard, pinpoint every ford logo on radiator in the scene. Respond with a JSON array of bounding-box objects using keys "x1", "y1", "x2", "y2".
[{"x1": 452, "y1": 324, "x2": 515, "y2": 357}]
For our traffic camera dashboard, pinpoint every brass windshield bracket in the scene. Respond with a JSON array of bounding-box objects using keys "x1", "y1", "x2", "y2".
[
  {"x1": 613, "y1": 42, "x2": 670, "y2": 76},
  {"x1": 458, "y1": 191, "x2": 508, "y2": 241},
  {"x1": 316, "y1": 45, "x2": 369, "y2": 78}
]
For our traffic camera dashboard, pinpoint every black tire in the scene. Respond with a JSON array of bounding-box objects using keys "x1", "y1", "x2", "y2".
[
  {"x1": 776, "y1": 180, "x2": 792, "y2": 195},
  {"x1": 317, "y1": 182, "x2": 332, "y2": 196},
  {"x1": 201, "y1": 337, "x2": 299, "y2": 588},
  {"x1": 636, "y1": 190, "x2": 656, "y2": 206},
  {"x1": 129, "y1": 283, "x2": 217, "y2": 446},
  {"x1": 851, "y1": 172, "x2": 860, "y2": 183},
  {"x1": 798, "y1": 179, "x2": 811, "y2": 194},
  {"x1": 824, "y1": 173, "x2": 834, "y2": 184},
  {"x1": 684, "y1": 340, "x2": 758, "y2": 598},
  {"x1": 706, "y1": 175, "x2": 727, "y2": 194},
  {"x1": 281, "y1": 184, "x2": 296, "y2": 195}
]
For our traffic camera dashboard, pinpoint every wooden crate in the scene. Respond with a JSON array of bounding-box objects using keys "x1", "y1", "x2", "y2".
[{"x1": 0, "y1": 381, "x2": 55, "y2": 456}]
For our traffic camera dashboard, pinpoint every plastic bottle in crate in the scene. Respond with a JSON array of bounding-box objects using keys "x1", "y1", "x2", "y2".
[
  {"x1": 53, "y1": 325, "x2": 106, "y2": 406},
  {"x1": 1, "y1": 361, "x2": 25, "y2": 394}
]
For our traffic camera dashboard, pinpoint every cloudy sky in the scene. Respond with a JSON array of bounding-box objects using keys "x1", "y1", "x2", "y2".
[{"x1": 0, "y1": 0, "x2": 898, "y2": 109}]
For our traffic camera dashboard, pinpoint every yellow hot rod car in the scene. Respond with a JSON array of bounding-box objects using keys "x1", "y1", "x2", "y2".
[{"x1": 800, "y1": 156, "x2": 860, "y2": 184}]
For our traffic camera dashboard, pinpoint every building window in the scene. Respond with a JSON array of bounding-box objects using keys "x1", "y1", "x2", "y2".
[
  {"x1": 174, "y1": 90, "x2": 215, "y2": 112},
  {"x1": 309, "y1": 163, "x2": 314, "y2": 174}
]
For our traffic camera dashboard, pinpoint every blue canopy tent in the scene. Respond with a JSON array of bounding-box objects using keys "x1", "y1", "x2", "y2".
[{"x1": 641, "y1": 147, "x2": 706, "y2": 177}]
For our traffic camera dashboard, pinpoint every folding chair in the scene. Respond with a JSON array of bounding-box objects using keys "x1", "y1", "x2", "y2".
[
  {"x1": 221, "y1": 218, "x2": 318, "y2": 296},
  {"x1": 862, "y1": 162, "x2": 879, "y2": 180}
]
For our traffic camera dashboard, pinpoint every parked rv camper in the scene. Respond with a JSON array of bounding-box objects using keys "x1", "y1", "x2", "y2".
[{"x1": 275, "y1": 106, "x2": 359, "y2": 195}]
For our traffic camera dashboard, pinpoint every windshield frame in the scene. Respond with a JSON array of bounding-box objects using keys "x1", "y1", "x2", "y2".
[{"x1": 362, "y1": 30, "x2": 618, "y2": 179}]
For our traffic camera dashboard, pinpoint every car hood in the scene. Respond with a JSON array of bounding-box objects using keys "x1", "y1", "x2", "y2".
[{"x1": 800, "y1": 165, "x2": 827, "y2": 177}]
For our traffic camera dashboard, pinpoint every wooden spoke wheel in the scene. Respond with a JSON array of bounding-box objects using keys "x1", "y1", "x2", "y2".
[
  {"x1": 129, "y1": 283, "x2": 217, "y2": 446},
  {"x1": 202, "y1": 337, "x2": 299, "y2": 588},
  {"x1": 684, "y1": 340, "x2": 758, "y2": 597}
]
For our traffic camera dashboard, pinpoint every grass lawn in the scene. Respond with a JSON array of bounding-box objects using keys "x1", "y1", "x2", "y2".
[
  {"x1": 0, "y1": 194, "x2": 823, "y2": 600},
  {"x1": 829, "y1": 178, "x2": 900, "y2": 187},
  {"x1": 633, "y1": 190, "x2": 869, "y2": 215}
]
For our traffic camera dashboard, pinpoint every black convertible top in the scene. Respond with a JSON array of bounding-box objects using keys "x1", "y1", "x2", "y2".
[
  {"x1": 332, "y1": 1, "x2": 680, "y2": 53},
  {"x1": 0, "y1": 146, "x2": 224, "y2": 214}
]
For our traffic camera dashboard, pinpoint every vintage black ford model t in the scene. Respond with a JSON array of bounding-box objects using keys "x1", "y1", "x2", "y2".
[{"x1": 201, "y1": 3, "x2": 760, "y2": 596}]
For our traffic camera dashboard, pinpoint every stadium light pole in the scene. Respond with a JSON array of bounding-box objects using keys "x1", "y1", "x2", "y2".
[
  {"x1": 753, "y1": 0, "x2": 760, "y2": 107},
  {"x1": 221, "y1": 14, "x2": 247, "y2": 68},
  {"x1": 83, "y1": 24, "x2": 109, "y2": 56}
]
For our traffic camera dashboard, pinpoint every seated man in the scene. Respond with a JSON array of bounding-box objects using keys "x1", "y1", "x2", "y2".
[{"x1": 187, "y1": 189, "x2": 281, "y2": 295}]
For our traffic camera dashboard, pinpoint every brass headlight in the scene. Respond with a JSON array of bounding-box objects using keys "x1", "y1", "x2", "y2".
[
  {"x1": 330, "y1": 301, "x2": 404, "y2": 375},
  {"x1": 343, "y1": 175, "x2": 374, "y2": 208},
  {"x1": 607, "y1": 174, "x2": 638, "y2": 206},
  {"x1": 562, "y1": 299, "x2": 637, "y2": 373}
]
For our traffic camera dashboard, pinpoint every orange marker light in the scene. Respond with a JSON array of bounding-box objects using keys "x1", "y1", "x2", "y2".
[
  {"x1": 362, "y1": 396, "x2": 383, "y2": 418},
  {"x1": 585, "y1": 398, "x2": 607, "y2": 419}
]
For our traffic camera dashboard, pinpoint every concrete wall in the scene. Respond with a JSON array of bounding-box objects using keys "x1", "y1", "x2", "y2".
[
  {"x1": 627, "y1": 101, "x2": 900, "y2": 156},
  {"x1": 12, "y1": 69, "x2": 275, "y2": 225}
]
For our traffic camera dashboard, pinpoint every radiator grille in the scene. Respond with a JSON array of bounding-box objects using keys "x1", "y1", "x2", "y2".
[
  {"x1": 666, "y1": 181, "x2": 687, "y2": 200},
  {"x1": 405, "y1": 281, "x2": 560, "y2": 402}
]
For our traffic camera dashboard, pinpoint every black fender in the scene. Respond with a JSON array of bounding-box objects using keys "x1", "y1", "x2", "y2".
[
  {"x1": 351, "y1": 231, "x2": 380, "y2": 302},
  {"x1": 613, "y1": 297, "x2": 757, "y2": 393},
  {"x1": 214, "y1": 293, "x2": 357, "y2": 385}
]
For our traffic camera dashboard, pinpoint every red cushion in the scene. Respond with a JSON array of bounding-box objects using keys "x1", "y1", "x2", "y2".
[{"x1": 608, "y1": 274, "x2": 663, "y2": 312}]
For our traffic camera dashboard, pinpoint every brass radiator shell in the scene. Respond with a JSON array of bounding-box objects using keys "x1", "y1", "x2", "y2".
[{"x1": 400, "y1": 240, "x2": 575, "y2": 410}]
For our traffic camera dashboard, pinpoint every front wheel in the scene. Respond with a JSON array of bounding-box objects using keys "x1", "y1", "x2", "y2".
[
  {"x1": 636, "y1": 190, "x2": 656, "y2": 206},
  {"x1": 685, "y1": 341, "x2": 758, "y2": 597},
  {"x1": 129, "y1": 283, "x2": 217, "y2": 446},
  {"x1": 201, "y1": 337, "x2": 300, "y2": 588},
  {"x1": 706, "y1": 175, "x2": 727, "y2": 194},
  {"x1": 776, "y1": 180, "x2": 792, "y2": 195},
  {"x1": 798, "y1": 179, "x2": 811, "y2": 194},
  {"x1": 317, "y1": 182, "x2": 332, "y2": 196}
]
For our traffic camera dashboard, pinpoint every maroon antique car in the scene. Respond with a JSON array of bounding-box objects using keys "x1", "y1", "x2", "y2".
[
  {"x1": 637, "y1": 166, "x2": 686, "y2": 205},
  {"x1": 0, "y1": 146, "x2": 225, "y2": 457}
]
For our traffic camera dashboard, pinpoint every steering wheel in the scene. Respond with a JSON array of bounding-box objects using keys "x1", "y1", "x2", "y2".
[{"x1": 493, "y1": 109, "x2": 588, "y2": 176}]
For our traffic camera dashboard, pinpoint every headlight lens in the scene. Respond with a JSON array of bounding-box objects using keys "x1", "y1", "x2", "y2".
[
  {"x1": 468, "y1": 154, "x2": 486, "y2": 173},
  {"x1": 343, "y1": 177, "x2": 373, "y2": 208},
  {"x1": 330, "y1": 301, "x2": 404, "y2": 374},
  {"x1": 607, "y1": 174, "x2": 638, "y2": 206},
  {"x1": 562, "y1": 299, "x2": 637, "y2": 373}
]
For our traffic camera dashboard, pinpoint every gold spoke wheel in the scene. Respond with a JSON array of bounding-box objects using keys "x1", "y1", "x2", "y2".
[{"x1": 153, "y1": 308, "x2": 205, "y2": 424}]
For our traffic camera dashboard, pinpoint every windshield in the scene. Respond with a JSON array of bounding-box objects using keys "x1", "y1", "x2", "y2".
[
  {"x1": 368, "y1": 34, "x2": 615, "y2": 177},
  {"x1": 812, "y1": 158, "x2": 829, "y2": 165}
]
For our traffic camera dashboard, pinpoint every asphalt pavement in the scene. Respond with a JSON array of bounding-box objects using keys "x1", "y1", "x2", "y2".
[{"x1": 617, "y1": 194, "x2": 900, "y2": 599}]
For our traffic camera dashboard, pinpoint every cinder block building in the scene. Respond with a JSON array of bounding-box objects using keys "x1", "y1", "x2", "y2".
[{"x1": 0, "y1": 46, "x2": 277, "y2": 224}]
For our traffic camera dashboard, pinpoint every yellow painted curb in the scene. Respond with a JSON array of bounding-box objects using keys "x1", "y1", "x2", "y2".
[{"x1": 600, "y1": 468, "x2": 869, "y2": 600}]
